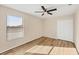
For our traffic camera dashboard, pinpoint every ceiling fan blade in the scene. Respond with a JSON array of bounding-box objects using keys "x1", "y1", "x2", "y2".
[
  {"x1": 47, "y1": 8, "x2": 57, "y2": 12},
  {"x1": 35, "y1": 11, "x2": 43, "y2": 13},
  {"x1": 47, "y1": 12, "x2": 52, "y2": 15},
  {"x1": 41, "y1": 6, "x2": 46, "y2": 12},
  {"x1": 41, "y1": 13, "x2": 44, "y2": 16}
]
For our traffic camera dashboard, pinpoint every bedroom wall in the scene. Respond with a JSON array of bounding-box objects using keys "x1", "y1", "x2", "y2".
[
  {"x1": 44, "y1": 16, "x2": 74, "y2": 42},
  {"x1": 43, "y1": 17, "x2": 57, "y2": 39},
  {"x1": 74, "y1": 9, "x2": 79, "y2": 53},
  {"x1": 0, "y1": 5, "x2": 42, "y2": 53}
]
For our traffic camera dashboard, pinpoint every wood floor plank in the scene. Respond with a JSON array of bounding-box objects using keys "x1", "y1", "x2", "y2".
[
  {"x1": 25, "y1": 45, "x2": 53, "y2": 55},
  {"x1": 49, "y1": 47, "x2": 78, "y2": 55}
]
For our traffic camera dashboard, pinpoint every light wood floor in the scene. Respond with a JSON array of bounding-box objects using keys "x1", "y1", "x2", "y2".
[{"x1": 0, "y1": 37, "x2": 78, "y2": 55}]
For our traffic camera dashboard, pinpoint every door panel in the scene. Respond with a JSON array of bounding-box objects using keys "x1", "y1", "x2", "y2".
[{"x1": 57, "y1": 20, "x2": 73, "y2": 42}]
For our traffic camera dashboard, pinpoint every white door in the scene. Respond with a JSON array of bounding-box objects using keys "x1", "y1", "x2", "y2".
[{"x1": 57, "y1": 19, "x2": 73, "y2": 42}]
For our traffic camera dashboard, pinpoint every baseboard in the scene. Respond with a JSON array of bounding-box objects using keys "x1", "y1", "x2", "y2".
[
  {"x1": 74, "y1": 44, "x2": 79, "y2": 55},
  {"x1": 43, "y1": 36, "x2": 74, "y2": 43}
]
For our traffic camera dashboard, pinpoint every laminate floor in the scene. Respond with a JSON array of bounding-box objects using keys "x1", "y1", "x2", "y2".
[{"x1": 0, "y1": 37, "x2": 78, "y2": 55}]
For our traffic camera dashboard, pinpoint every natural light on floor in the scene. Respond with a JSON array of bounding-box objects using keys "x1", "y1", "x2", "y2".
[
  {"x1": 25, "y1": 45, "x2": 53, "y2": 55},
  {"x1": 25, "y1": 45, "x2": 78, "y2": 55}
]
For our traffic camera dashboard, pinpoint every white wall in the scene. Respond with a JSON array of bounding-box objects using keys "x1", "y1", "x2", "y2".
[
  {"x1": 44, "y1": 16, "x2": 74, "y2": 42},
  {"x1": 74, "y1": 9, "x2": 79, "y2": 52},
  {"x1": 0, "y1": 5, "x2": 42, "y2": 53},
  {"x1": 44, "y1": 18, "x2": 57, "y2": 39},
  {"x1": 57, "y1": 17, "x2": 73, "y2": 42}
]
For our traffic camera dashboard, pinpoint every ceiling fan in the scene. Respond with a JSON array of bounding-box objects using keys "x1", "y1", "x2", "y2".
[{"x1": 35, "y1": 6, "x2": 57, "y2": 16}]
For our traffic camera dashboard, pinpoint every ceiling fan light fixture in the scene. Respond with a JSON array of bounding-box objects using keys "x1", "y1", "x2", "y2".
[{"x1": 35, "y1": 6, "x2": 57, "y2": 16}]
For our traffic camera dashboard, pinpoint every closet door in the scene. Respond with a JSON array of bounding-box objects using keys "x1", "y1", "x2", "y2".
[{"x1": 57, "y1": 19, "x2": 73, "y2": 42}]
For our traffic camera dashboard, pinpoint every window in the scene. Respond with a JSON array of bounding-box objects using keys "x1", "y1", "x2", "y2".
[{"x1": 7, "y1": 16, "x2": 22, "y2": 27}]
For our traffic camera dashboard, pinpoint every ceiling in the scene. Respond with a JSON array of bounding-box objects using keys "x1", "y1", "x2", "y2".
[{"x1": 3, "y1": 4, "x2": 79, "y2": 18}]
